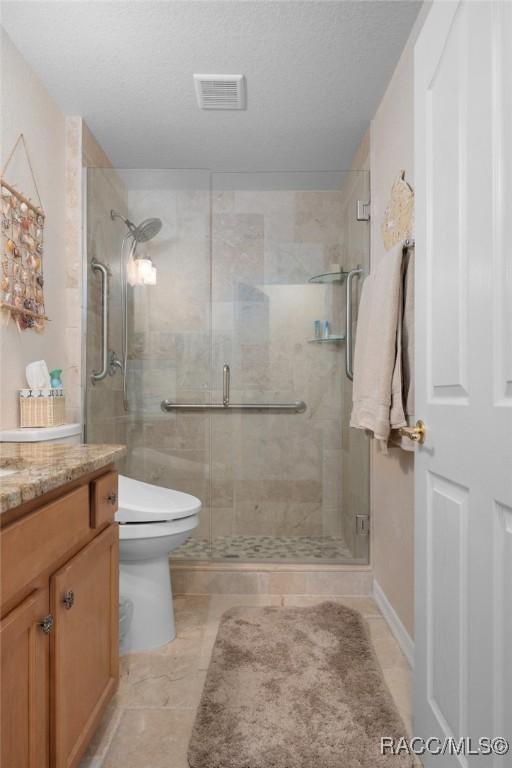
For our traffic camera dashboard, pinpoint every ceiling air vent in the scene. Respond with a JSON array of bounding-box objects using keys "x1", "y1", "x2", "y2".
[{"x1": 193, "y1": 74, "x2": 246, "y2": 110}]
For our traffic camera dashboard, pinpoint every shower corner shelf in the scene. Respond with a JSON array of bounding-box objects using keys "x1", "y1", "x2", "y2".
[
  {"x1": 308, "y1": 270, "x2": 348, "y2": 284},
  {"x1": 308, "y1": 334, "x2": 345, "y2": 344}
]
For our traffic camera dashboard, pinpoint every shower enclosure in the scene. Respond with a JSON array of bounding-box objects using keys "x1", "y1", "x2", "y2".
[{"x1": 85, "y1": 168, "x2": 370, "y2": 564}]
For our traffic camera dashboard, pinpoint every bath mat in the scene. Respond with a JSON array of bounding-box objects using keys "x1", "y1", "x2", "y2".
[{"x1": 188, "y1": 602, "x2": 413, "y2": 768}]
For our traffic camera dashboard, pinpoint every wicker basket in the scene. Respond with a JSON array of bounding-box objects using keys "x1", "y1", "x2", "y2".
[{"x1": 19, "y1": 395, "x2": 66, "y2": 427}]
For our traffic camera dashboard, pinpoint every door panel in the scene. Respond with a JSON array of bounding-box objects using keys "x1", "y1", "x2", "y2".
[
  {"x1": 429, "y1": 6, "x2": 468, "y2": 398},
  {"x1": 0, "y1": 588, "x2": 50, "y2": 768},
  {"x1": 427, "y1": 475, "x2": 469, "y2": 742},
  {"x1": 51, "y1": 523, "x2": 119, "y2": 768},
  {"x1": 494, "y1": 502, "x2": 512, "y2": 756},
  {"x1": 415, "y1": 2, "x2": 512, "y2": 766},
  {"x1": 492, "y1": 2, "x2": 512, "y2": 404}
]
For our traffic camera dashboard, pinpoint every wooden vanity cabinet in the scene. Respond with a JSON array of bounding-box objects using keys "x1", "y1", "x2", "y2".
[
  {"x1": 0, "y1": 468, "x2": 119, "y2": 768},
  {"x1": 0, "y1": 587, "x2": 50, "y2": 768}
]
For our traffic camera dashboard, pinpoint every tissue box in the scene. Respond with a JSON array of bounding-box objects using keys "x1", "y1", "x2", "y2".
[{"x1": 19, "y1": 390, "x2": 66, "y2": 427}]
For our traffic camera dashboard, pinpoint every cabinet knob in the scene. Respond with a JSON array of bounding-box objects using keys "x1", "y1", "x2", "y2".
[
  {"x1": 106, "y1": 492, "x2": 117, "y2": 505},
  {"x1": 39, "y1": 614, "x2": 54, "y2": 634},
  {"x1": 62, "y1": 590, "x2": 75, "y2": 609}
]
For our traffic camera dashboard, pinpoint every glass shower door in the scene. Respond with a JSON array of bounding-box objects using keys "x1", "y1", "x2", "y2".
[{"x1": 206, "y1": 171, "x2": 370, "y2": 563}]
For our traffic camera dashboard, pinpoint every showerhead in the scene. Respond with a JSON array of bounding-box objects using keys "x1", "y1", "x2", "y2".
[
  {"x1": 133, "y1": 218, "x2": 162, "y2": 243},
  {"x1": 111, "y1": 210, "x2": 162, "y2": 243}
]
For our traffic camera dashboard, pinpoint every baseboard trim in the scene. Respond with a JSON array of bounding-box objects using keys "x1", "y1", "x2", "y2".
[{"x1": 373, "y1": 580, "x2": 414, "y2": 668}]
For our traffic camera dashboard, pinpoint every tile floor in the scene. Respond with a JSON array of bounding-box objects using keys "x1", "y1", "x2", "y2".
[
  {"x1": 80, "y1": 593, "x2": 412, "y2": 768},
  {"x1": 173, "y1": 534, "x2": 353, "y2": 562}
]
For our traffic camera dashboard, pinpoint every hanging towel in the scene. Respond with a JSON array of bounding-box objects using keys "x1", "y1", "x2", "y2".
[
  {"x1": 389, "y1": 248, "x2": 415, "y2": 450},
  {"x1": 349, "y1": 247, "x2": 407, "y2": 448}
]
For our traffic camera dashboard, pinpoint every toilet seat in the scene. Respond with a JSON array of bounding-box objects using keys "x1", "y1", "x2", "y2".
[
  {"x1": 118, "y1": 516, "x2": 198, "y2": 541},
  {"x1": 117, "y1": 475, "x2": 201, "y2": 524}
]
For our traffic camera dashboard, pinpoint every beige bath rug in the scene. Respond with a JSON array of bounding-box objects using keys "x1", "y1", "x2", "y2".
[{"x1": 188, "y1": 602, "x2": 413, "y2": 768}]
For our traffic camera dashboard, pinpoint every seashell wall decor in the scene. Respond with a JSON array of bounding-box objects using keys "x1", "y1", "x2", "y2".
[
  {"x1": 1, "y1": 134, "x2": 48, "y2": 330},
  {"x1": 381, "y1": 170, "x2": 415, "y2": 252}
]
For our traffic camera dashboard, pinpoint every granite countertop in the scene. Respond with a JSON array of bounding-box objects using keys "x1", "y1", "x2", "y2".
[{"x1": 0, "y1": 443, "x2": 126, "y2": 514}]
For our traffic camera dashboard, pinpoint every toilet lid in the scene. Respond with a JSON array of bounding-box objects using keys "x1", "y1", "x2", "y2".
[{"x1": 116, "y1": 475, "x2": 201, "y2": 523}]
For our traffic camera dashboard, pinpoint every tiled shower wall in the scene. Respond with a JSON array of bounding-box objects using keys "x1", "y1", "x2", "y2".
[{"x1": 86, "y1": 171, "x2": 370, "y2": 562}]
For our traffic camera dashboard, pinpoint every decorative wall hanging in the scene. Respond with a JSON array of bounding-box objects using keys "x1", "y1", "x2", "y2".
[
  {"x1": 1, "y1": 134, "x2": 48, "y2": 330},
  {"x1": 381, "y1": 170, "x2": 414, "y2": 251}
]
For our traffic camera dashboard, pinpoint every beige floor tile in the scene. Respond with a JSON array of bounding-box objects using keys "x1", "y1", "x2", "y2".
[
  {"x1": 79, "y1": 758, "x2": 104, "y2": 768},
  {"x1": 102, "y1": 709, "x2": 195, "y2": 768},
  {"x1": 383, "y1": 667, "x2": 413, "y2": 733},
  {"x1": 173, "y1": 594, "x2": 210, "y2": 637},
  {"x1": 80, "y1": 703, "x2": 123, "y2": 764},
  {"x1": 116, "y1": 651, "x2": 206, "y2": 709},
  {"x1": 366, "y1": 617, "x2": 411, "y2": 671}
]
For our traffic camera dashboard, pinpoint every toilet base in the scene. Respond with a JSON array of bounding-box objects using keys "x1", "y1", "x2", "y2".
[{"x1": 119, "y1": 556, "x2": 175, "y2": 654}]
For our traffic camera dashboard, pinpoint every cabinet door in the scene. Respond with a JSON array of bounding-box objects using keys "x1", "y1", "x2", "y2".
[
  {"x1": 51, "y1": 523, "x2": 119, "y2": 768},
  {"x1": 1, "y1": 588, "x2": 50, "y2": 768}
]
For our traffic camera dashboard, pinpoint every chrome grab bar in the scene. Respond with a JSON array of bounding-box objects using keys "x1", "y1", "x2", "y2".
[
  {"x1": 162, "y1": 362, "x2": 306, "y2": 413},
  {"x1": 345, "y1": 267, "x2": 363, "y2": 381},
  {"x1": 90, "y1": 259, "x2": 109, "y2": 383},
  {"x1": 223, "y1": 364, "x2": 230, "y2": 406},
  {"x1": 161, "y1": 400, "x2": 307, "y2": 413}
]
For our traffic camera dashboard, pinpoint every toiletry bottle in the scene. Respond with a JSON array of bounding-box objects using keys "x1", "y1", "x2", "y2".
[
  {"x1": 323, "y1": 320, "x2": 330, "y2": 339},
  {"x1": 50, "y1": 369, "x2": 63, "y2": 388}
]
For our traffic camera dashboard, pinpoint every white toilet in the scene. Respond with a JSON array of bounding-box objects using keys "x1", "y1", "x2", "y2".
[{"x1": 117, "y1": 475, "x2": 200, "y2": 654}]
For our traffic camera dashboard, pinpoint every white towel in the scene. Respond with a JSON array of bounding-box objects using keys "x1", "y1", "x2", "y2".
[{"x1": 349, "y1": 247, "x2": 408, "y2": 448}]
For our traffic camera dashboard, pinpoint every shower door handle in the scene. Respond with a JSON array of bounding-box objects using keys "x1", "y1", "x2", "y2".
[
  {"x1": 90, "y1": 259, "x2": 110, "y2": 383},
  {"x1": 345, "y1": 267, "x2": 363, "y2": 382},
  {"x1": 223, "y1": 364, "x2": 230, "y2": 406}
]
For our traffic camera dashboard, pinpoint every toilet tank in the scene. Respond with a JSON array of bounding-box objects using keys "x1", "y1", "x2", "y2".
[{"x1": 0, "y1": 423, "x2": 82, "y2": 445}]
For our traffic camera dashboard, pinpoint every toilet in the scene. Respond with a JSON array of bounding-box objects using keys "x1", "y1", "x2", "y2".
[{"x1": 117, "y1": 475, "x2": 200, "y2": 654}]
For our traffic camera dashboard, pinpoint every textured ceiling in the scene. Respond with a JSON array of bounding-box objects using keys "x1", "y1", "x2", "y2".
[{"x1": 2, "y1": 1, "x2": 421, "y2": 172}]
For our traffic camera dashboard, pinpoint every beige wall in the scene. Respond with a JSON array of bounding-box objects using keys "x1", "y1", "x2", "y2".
[
  {"x1": 368, "y1": 6, "x2": 430, "y2": 639},
  {"x1": 0, "y1": 31, "x2": 82, "y2": 428}
]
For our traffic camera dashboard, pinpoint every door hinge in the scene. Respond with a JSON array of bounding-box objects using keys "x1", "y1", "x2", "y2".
[
  {"x1": 356, "y1": 200, "x2": 370, "y2": 222},
  {"x1": 39, "y1": 614, "x2": 54, "y2": 634},
  {"x1": 356, "y1": 514, "x2": 370, "y2": 536}
]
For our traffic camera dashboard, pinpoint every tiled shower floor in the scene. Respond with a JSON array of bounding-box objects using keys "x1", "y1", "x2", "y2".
[{"x1": 173, "y1": 534, "x2": 353, "y2": 562}]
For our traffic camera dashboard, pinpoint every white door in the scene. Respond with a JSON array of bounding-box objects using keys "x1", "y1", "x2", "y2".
[{"x1": 414, "y1": 1, "x2": 512, "y2": 765}]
